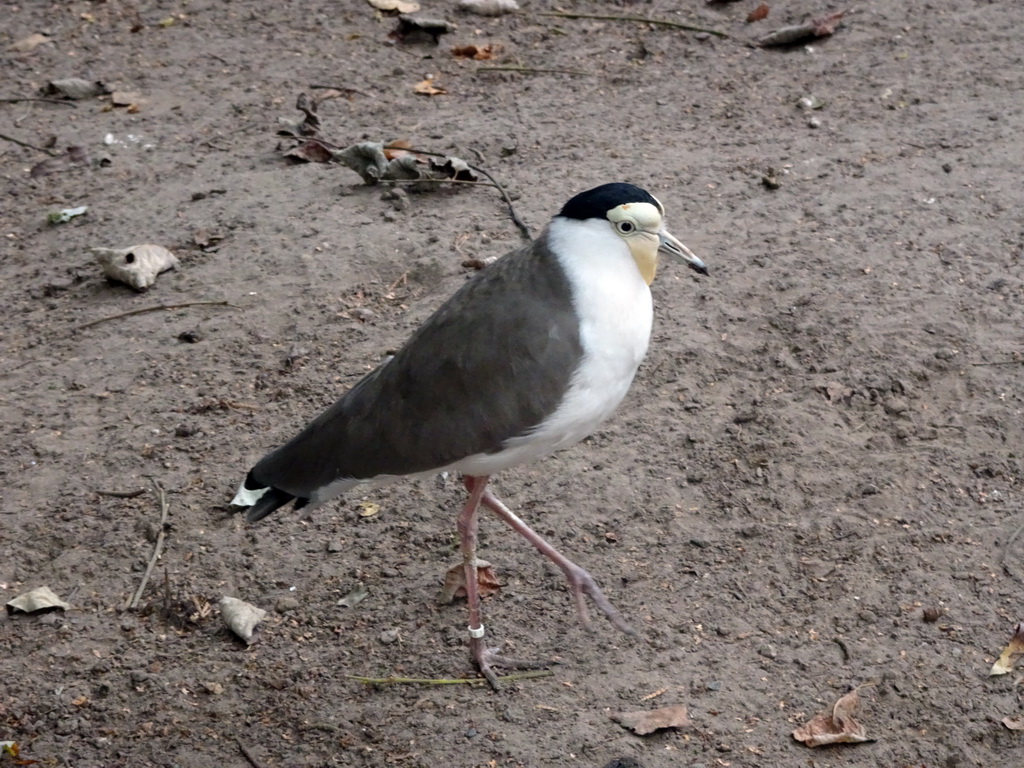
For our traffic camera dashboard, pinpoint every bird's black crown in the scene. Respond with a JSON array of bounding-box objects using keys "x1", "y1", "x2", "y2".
[{"x1": 558, "y1": 183, "x2": 660, "y2": 221}]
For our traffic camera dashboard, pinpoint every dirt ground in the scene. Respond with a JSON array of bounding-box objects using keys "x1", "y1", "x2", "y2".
[{"x1": 2, "y1": 1, "x2": 1023, "y2": 766}]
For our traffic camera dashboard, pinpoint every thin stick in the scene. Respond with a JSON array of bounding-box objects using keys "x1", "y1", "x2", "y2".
[
  {"x1": 236, "y1": 739, "x2": 266, "y2": 768},
  {"x1": 478, "y1": 66, "x2": 595, "y2": 76},
  {"x1": 0, "y1": 131, "x2": 60, "y2": 156},
  {"x1": 383, "y1": 144, "x2": 532, "y2": 241},
  {"x1": 0, "y1": 97, "x2": 76, "y2": 107},
  {"x1": 539, "y1": 11, "x2": 729, "y2": 38},
  {"x1": 79, "y1": 300, "x2": 235, "y2": 330},
  {"x1": 971, "y1": 360, "x2": 1023, "y2": 367},
  {"x1": 95, "y1": 488, "x2": 147, "y2": 498},
  {"x1": 346, "y1": 669, "x2": 554, "y2": 686},
  {"x1": 127, "y1": 479, "x2": 169, "y2": 610}
]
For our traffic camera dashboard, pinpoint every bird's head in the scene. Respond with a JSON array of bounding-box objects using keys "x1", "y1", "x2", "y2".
[{"x1": 559, "y1": 182, "x2": 707, "y2": 285}]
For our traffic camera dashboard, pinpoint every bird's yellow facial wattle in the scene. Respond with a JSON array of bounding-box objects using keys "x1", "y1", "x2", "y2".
[{"x1": 607, "y1": 201, "x2": 665, "y2": 285}]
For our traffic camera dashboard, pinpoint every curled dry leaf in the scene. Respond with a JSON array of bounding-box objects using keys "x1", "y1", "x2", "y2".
[
  {"x1": 383, "y1": 139, "x2": 416, "y2": 160},
  {"x1": 43, "y1": 78, "x2": 110, "y2": 100},
  {"x1": 458, "y1": 0, "x2": 519, "y2": 16},
  {"x1": 414, "y1": 76, "x2": 447, "y2": 96},
  {"x1": 92, "y1": 244, "x2": 180, "y2": 291},
  {"x1": 338, "y1": 583, "x2": 369, "y2": 608},
  {"x1": 284, "y1": 139, "x2": 334, "y2": 163},
  {"x1": 439, "y1": 560, "x2": 501, "y2": 604},
  {"x1": 612, "y1": 705, "x2": 691, "y2": 735},
  {"x1": 990, "y1": 621, "x2": 1024, "y2": 676},
  {"x1": 367, "y1": 0, "x2": 420, "y2": 13},
  {"x1": 792, "y1": 688, "x2": 873, "y2": 747},
  {"x1": 220, "y1": 596, "x2": 267, "y2": 644},
  {"x1": 747, "y1": 3, "x2": 769, "y2": 23},
  {"x1": 451, "y1": 44, "x2": 500, "y2": 60},
  {"x1": 6, "y1": 586, "x2": 70, "y2": 615},
  {"x1": 1003, "y1": 715, "x2": 1024, "y2": 731},
  {"x1": 9, "y1": 33, "x2": 52, "y2": 53}
]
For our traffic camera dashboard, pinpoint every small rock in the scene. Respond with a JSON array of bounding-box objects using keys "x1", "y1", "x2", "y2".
[
  {"x1": 757, "y1": 644, "x2": 777, "y2": 660},
  {"x1": 923, "y1": 606, "x2": 943, "y2": 622},
  {"x1": 275, "y1": 597, "x2": 300, "y2": 613},
  {"x1": 379, "y1": 628, "x2": 400, "y2": 644}
]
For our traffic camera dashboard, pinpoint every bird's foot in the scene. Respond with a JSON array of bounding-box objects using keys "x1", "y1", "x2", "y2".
[
  {"x1": 561, "y1": 560, "x2": 635, "y2": 636},
  {"x1": 470, "y1": 635, "x2": 552, "y2": 690}
]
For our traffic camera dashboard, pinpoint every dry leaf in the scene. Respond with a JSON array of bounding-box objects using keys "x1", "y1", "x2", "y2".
[
  {"x1": 338, "y1": 583, "x2": 369, "y2": 608},
  {"x1": 383, "y1": 139, "x2": 416, "y2": 160},
  {"x1": 9, "y1": 33, "x2": 51, "y2": 52},
  {"x1": 414, "y1": 77, "x2": 447, "y2": 96},
  {"x1": 458, "y1": 0, "x2": 519, "y2": 16},
  {"x1": 451, "y1": 44, "x2": 500, "y2": 60},
  {"x1": 811, "y1": 10, "x2": 846, "y2": 36},
  {"x1": 6, "y1": 586, "x2": 70, "y2": 615},
  {"x1": 1002, "y1": 715, "x2": 1024, "y2": 731},
  {"x1": 439, "y1": 560, "x2": 501, "y2": 603},
  {"x1": 990, "y1": 622, "x2": 1024, "y2": 676},
  {"x1": 92, "y1": 244, "x2": 179, "y2": 291},
  {"x1": 110, "y1": 90, "x2": 144, "y2": 107},
  {"x1": 792, "y1": 688, "x2": 873, "y2": 747},
  {"x1": 220, "y1": 596, "x2": 267, "y2": 644},
  {"x1": 747, "y1": 3, "x2": 769, "y2": 23},
  {"x1": 367, "y1": 0, "x2": 420, "y2": 12},
  {"x1": 284, "y1": 139, "x2": 334, "y2": 163},
  {"x1": 612, "y1": 705, "x2": 691, "y2": 735},
  {"x1": 358, "y1": 500, "x2": 380, "y2": 517}
]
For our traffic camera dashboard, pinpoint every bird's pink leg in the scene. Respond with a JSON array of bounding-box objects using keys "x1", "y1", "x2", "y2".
[
  {"x1": 458, "y1": 476, "x2": 549, "y2": 688},
  {"x1": 478, "y1": 485, "x2": 634, "y2": 636}
]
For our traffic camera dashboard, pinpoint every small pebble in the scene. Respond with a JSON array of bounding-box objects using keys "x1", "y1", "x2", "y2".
[
  {"x1": 379, "y1": 628, "x2": 400, "y2": 644},
  {"x1": 275, "y1": 597, "x2": 300, "y2": 613}
]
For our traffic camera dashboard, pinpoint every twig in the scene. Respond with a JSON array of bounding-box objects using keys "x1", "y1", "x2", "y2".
[
  {"x1": 478, "y1": 66, "x2": 595, "y2": 76},
  {"x1": 972, "y1": 360, "x2": 1023, "y2": 366},
  {"x1": 384, "y1": 145, "x2": 532, "y2": 241},
  {"x1": 346, "y1": 669, "x2": 554, "y2": 686},
  {"x1": 127, "y1": 479, "x2": 170, "y2": 610},
  {"x1": 0, "y1": 97, "x2": 76, "y2": 107},
  {"x1": 236, "y1": 739, "x2": 266, "y2": 768},
  {"x1": 539, "y1": 11, "x2": 729, "y2": 38},
  {"x1": 79, "y1": 300, "x2": 235, "y2": 330},
  {"x1": 0, "y1": 131, "x2": 60, "y2": 156},
  {"x1": 95, "y1": 488, "x2": 147, "y2": 498}
]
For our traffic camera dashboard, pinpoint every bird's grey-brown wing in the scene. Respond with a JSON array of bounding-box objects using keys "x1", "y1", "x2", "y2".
[{"x1": 249, "y1": 232, "x2": 583, "y2": 498}]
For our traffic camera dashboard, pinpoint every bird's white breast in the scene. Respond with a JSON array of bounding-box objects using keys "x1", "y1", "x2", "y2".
[{"x1": 454, "y1": 216, "x2": 653, "y2": 475}]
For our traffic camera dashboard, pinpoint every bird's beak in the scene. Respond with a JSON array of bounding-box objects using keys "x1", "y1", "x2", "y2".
[{"x1": 659, "y1": 229, "x2": 707, "y2": 275}]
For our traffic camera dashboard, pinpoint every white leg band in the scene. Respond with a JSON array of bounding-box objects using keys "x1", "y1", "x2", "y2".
[{"x1": 468, "y1": 624, "x2": 485, "y2": 639}]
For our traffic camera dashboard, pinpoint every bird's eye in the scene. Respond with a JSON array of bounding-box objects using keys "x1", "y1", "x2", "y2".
[{"x1": 616, "y1": 220, "x2": 635, "y2": 234}]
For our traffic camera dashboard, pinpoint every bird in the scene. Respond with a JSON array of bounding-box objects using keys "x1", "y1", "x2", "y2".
[{"x1": 231, "y1": 182, "x2": 707, "y2": 687}]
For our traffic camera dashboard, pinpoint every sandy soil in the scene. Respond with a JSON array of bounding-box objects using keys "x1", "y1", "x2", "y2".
[{"x1": 2, "y1": 1, "x2": 1023, "y2": 766}]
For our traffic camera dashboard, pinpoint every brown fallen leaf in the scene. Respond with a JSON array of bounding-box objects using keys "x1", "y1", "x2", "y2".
[
  {"x1": 414, "y1": 76, "x2": 447, "y2": 96},
  {"x1": 792, "y1": 688, "x2": 873, "y2": 747},
  {"x1": 811, "y1": 10, "x2": 846, "y2": 36},
  {"x1": 383, "y1": 139, "x2": 416, "y2": 160},
  {"x1": 451, "y1": 43, "x2": 500, "y2": 60},
  {"x1": 284, "y1": 139, "x2": 334, "y2": 164},
  {"x1": 990, "y1": 621, "x2": 1024, "y2": 676},
  {"x1": 747, "y1": 3, "x2": 769, "y2": 23},
  {"x1": 439, "y1": 560, "x2": 501, "y2": 603},
  {"x1": 1003, "y1": 715, "x2": 1024, "y2": 731},
  {"x1": 613, "y1": 705, "x2": 691, "y2": 735},
  {"x1": 8, "y1": 33, "x2": 51, "y2": 53}
]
